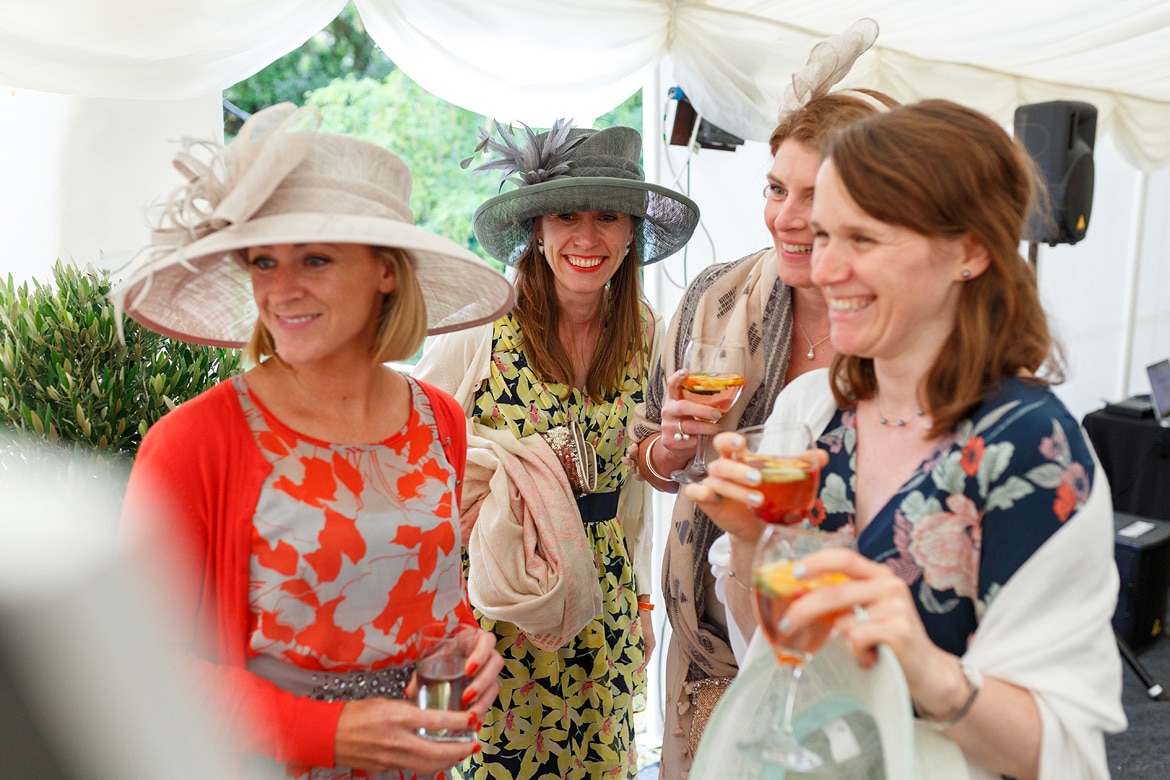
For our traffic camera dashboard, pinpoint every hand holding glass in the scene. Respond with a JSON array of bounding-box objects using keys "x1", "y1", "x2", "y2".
[
  {"x1": 672, "y1": 338, "x2": 746, "y2": 484},
  {"x1": 733, "y1": 421, "x2": 853, "y2": 771},
  {"x1": 413, "y1": 623, "x2": 478, "y2": 741}
]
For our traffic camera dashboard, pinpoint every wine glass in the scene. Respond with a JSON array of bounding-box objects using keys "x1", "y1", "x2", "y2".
[
  {"x1": 734, "y1": 421, "x2": 855, "y2": 771},
  {"x1": 671, "y1": 338, "x2": 746, "y2": 484}
]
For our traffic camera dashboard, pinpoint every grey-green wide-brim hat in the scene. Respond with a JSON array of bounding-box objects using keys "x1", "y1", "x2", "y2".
[
  {"x1": 112, "y1": 104, "x2": 516, "y2": 348},
  {"x1": 469, "y1": 123, "x2": 700, "y2": 266}
]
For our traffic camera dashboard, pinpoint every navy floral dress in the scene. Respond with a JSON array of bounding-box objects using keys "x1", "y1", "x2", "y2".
[{"x1": 811, "y1": 377, "x2": 1095, "y2": 655}]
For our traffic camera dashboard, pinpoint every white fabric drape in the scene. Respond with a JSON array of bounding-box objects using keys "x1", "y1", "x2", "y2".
[
  {"x1": 3, "y1": 0, "x2": 1170, "y2": 167},
  {"x1": 0, "y1": 0, "x2": 347, "y2": 98}
]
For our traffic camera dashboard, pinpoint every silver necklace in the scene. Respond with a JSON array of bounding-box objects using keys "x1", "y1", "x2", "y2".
[
  {"x1": 875, "y1": 395, "x2": 925, "y2": 427},
  {"x1": 795, "y1": 319, "x2": 831, "y2": 360}
]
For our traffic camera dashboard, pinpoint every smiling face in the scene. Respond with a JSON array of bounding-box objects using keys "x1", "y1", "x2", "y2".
[
  {"x1": 246, "y1": 242, "x2": 395, "y2": 368},
  {"x1": 763, "y1": 139, "x2": 823, "y2": 290},
  {"x1": 536, "y1": 211, "x2": 635, "y2": 301},
  {"x1": 810, "y1": 159, "x2": 982, "y2": 370}
]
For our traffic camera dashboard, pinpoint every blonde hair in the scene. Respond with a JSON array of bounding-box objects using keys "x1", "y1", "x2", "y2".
[{"x1": 245, "y1": 246, "x2": 427, "y2": 365}]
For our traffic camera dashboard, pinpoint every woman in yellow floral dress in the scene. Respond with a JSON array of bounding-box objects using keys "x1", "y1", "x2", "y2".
[{"x1": 415, "y1": 120, "x2": 699, "y2": 778}]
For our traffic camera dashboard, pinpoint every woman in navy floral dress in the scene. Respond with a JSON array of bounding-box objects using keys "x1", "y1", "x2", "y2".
[{"x1": 689, "y1": 100, "x2": 1125, "y2": 780}]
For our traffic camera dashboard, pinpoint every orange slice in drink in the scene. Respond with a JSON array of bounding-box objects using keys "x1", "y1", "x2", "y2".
[
  {"x1": 756, "y1": 559, "x2": 850, "y2": 598},
  {"x1": 682, "y1": 373, "x2": 746, "y2": 395},
  {"x1": 756, "y1": 457, "x2": 812, "y2": 483}
]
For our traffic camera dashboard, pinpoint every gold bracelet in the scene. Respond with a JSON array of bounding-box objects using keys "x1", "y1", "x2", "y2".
[{"x1": 642, "y1": 433, "x2": 673, "y2": 483}]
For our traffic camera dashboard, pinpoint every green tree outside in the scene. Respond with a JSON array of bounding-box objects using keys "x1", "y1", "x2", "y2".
[{"x1": 224, "y1": 3, "x2": 642, "y2": 263}]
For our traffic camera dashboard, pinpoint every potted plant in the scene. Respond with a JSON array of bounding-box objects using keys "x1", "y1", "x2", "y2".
[{"x1": 0, "y1": 261, "x2": 242, "y2": 488}]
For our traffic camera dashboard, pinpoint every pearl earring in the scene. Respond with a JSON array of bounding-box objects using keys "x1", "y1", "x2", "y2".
[{"x1": 961, "y1": 269, "x2": 971, "y2": 279}]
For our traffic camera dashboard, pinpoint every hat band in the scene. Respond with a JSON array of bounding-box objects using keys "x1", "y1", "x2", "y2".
[{"x1": 565, "y1": 154, "x2": 644, "y2": 182}]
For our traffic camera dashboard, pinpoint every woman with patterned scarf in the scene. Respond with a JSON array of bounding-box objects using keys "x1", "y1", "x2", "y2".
[{"x1": 627, "y1": 20, "x2": 897, "y2": 778}]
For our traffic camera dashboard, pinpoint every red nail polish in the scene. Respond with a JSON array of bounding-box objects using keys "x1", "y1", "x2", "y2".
[
  {"x1": 465, "y1": 661, "x2": 479, "y2": 677},
  {"x1": 467, "y1": 711, "x2": 478, "y2": 728},
  {"x1": 471, "y1": 743, "x2": 482, "y2": 754},
  {"x1": 461, "y1": 687, "x2": 477, "y2": 706}
]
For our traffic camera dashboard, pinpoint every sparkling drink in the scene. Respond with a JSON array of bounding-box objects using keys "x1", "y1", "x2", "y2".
[
  {"x1": 680, "y1": 372, "x2": 745, "y2": 412},
  {"x1": 416, "y1": 653, "x2": 470, "y2": 741},
  {"x1": 742, "y1": 453, "x2": 820, "y2": 524},
  {"x1": 753, "y1": 559, "x2": 850, "y2": 666}
]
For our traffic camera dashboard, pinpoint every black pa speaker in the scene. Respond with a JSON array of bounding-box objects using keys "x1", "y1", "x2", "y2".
[
  {"x1": 1113, "y1": 513, "x2": 1170, "y2": 651},
  {"x1": 1013, "y1": 100, "x2": 1097, "y2": 245}
]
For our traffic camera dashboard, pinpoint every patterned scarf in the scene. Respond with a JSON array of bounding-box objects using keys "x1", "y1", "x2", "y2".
[{"x1": 632, "y1": 247, "x2": 793, "y2": 678}]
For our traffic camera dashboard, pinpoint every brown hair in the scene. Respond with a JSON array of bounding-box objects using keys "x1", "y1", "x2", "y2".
[
  {"x1": 769, "y1": 89, "x2": 899, "y2": 155},
  {"x1": 245, "y1": 246, "x2": 427, "y2": 366},
  {"x1": 823, "y1": 99, "x2": 1064, "y2": 436},
  {"x1": 511, "y1": 236, "x2": 649, "y2": 399}
]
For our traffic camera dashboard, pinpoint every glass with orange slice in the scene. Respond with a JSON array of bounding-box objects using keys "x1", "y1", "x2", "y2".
[
  {"x1": 671, "y1": 338, "x2": 746, "y2": 484},
  {"x1": 734, "y1": 422, "x2": 854, "y2": 771}
]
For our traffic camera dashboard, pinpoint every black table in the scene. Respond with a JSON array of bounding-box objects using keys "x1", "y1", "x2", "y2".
[{"x1": 1083, "y1": 409, "x2": 1170, "y2": 522}]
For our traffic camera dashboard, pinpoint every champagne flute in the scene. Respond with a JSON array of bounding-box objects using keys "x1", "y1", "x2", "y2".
[
  {"x1": 734, "y1": 421, "x2": 854, "y2": 771},
  {"x1": 671, "y1": 338, "x2": 746, "y2": 484}
]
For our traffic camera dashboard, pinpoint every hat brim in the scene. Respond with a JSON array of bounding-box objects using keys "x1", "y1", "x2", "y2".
[
  {"x1": 117, "y1": 212, "x2": 516, "y2": 348},
  {"x1": 472, "y1": 178, "x2": 700, "y2": 265}
]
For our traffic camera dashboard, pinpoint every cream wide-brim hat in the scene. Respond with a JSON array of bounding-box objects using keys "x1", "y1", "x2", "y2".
[{"x1": 113, "y1": 104, "x2": 515, "y2": 348}]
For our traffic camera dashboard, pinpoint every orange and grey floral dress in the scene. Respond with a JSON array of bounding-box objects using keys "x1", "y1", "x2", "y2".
[
  {"x1": 238, "y1": 375, "x2": 474, "y2": 780},
  {"x1": 460, "y1": 312, "x2": 647, "y2": 780}
]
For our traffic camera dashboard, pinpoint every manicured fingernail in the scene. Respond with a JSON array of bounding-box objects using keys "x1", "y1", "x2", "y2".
[
  {"x1": 744, "y1": 468, "x2": 761, "y2": 486},
  {"x1": 792, "y1": 563, "x2": 808, "y2": 579},
  {"x1": 747, "y1": 491, "x2": 763, "y2": 506},
  {"x1": 779, "y1": 617, "x2": 791, "y2": 633},
  {"x1": 461, "y1": 687, "x2": 477, "y2": 706},
  {"x1": 465, "y1": 661, "x2": 479, "y2": 677},
  {"x1": 472, "y1": 743, "x2": 482, "y2": 754},
  {"x1": 467, "y1": 711, "x2": 478, "y2": 728},
  {"x1": 712, "y1": 410, "x2": 723, "y2": 421},
  {"x1": 730, "y1": 434, "x2": 744, "y2": 448}
]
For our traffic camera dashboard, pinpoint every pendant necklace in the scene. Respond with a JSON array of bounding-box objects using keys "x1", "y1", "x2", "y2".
[
  {"x1": 795, "y1": 319, "x2": 831, "y2": 359},
  {"x1": 874, "y1": 394, "x2": 925, "y2": 427}
]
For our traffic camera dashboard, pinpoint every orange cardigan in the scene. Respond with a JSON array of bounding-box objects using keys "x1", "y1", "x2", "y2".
[{"x1": 120, "y1": 377, "x2": 466, "y2": 770}]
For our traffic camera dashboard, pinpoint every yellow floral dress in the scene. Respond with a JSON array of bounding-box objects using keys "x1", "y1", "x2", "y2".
[{"x1": 460, "y1": 311, "x2": 648, "y2": 780}]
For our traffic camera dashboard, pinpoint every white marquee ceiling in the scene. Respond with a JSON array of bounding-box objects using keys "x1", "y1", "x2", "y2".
[{"x1": 3, "y1": 0, "x2": 1170, "y2": 168}]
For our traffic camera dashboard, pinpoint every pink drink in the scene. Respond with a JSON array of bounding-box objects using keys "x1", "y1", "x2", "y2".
[
  {"x1": 753, "y1": 560, "x2": 850, "y2": 667},
  {"x1": 680, "y1": 372, "x2": 745, "y2": 412}
]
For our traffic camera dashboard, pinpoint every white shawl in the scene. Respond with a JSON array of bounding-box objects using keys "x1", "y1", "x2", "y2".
[{"x1": 715, "y1": 369, "x2": 1126, "y2": 779}]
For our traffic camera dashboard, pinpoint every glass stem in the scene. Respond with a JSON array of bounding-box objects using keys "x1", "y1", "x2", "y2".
[
  {"x1": 691, "y1": 434, "x2": 709, "y2": 471},
  {"x1": 781, "y1": 663, "x2": 802, "y2": 741}
]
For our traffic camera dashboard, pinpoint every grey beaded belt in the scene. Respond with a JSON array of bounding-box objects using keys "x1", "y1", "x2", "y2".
[{"x1": 247, "y1": 653, "x2": 414, "y2": 702}]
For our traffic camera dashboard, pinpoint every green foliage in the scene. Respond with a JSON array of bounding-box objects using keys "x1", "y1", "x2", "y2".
[
  {"x1": 223, "y1": 5, "x2": 643, "y2": 262},
  {"x1": 0, "y1": 262, "x2": 242, "y2": 479},
  {"x1": 306, "y1": 72, "x2": 501, "y2": 258},
  {"x1": 225, "y1": 3, "x2": 393, "y2": 116}
]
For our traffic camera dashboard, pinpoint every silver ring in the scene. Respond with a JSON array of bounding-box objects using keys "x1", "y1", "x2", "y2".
[{"x1": 674, "y1": 420, "x2": 690, "y2": 442}]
